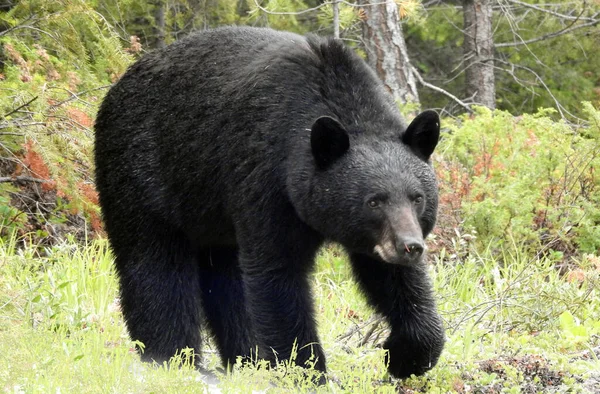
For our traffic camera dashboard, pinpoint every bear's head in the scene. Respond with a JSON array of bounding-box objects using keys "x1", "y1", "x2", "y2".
[{"x1": 291, "y1": 110, "x2": 440, "y2": 266}]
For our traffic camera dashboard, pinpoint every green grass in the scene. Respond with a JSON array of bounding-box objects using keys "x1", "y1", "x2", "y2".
[{"x1": 1, "y1": 236, "x2": 598, "y2": 393}]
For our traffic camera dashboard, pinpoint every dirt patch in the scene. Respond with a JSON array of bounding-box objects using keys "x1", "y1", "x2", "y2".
[{"x1": 476, "y1": 355, "x2": 570, "y2": 393}]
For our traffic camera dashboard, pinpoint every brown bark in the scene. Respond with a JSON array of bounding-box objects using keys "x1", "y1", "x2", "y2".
[
  {"x1": 359, "y1": 0, "x2": 419, "y2": 107},
  {"x1": 463, "y1": 0, "x2": 496, "y2": 109}
]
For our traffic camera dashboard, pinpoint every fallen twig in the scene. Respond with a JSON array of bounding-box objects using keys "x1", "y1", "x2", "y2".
[
  {"x1": 0, "y1": 176, "x2": 49, "y2": 184},
  {"x1": 2, "y1": 96, "x2": 38, "y2": 119}
]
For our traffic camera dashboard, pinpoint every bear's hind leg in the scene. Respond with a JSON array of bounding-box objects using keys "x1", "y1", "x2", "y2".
[
  {"x1": 197, "y1": 247, "x2": 255, "y2": 369},
  {"x1": 114, "y1": 228, "x2": 203, "y2": 366}
]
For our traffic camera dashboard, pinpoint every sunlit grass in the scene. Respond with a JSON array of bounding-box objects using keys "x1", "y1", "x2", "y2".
[{"x1": 0, "y1": 234, "x2": 598, "y2": 393}]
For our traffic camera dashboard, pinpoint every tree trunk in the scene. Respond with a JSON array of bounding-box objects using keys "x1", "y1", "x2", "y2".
[
  {"x1": 153, "y1": 0, "x2": 166, "y2": 49},
  {"x1": 462, "y1": 0, "x2": 495, "y2": 109},
  {"x1": 359, "y1": 0, "x2": 419, "y2": 108}
]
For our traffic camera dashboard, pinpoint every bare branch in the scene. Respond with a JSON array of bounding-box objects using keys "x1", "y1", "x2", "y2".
[
  {"x1": 357, "y1": 318, "x2": 383, "y2": 346},
  {"x1": 251, "y1": 0, "x2": 329, "y2": 15},
  {"x1": 494, "y1": 58, "x2": 585, "y2": 122},
  {"x1": 0, "y1": 176, "x2": 49, "y2": 184},
  {"x1": 45, "y1": 114, "x2": 92, "y2": 136},
  {"x1": 2, "y1": 96, "x2": 38, "y2": 119},
  {"x1": 0, "y1": 122, "x2": 47, "y2": 130},
  {"x1": 336, "y1": 314, "x2": 384, "y2": 342},
  {"x1": 333, "y1": 0, "x2": 340, "y2": 39},
  {"x1": 422, "y1": 0, "x2": 443, "y2": 7},
  {"x1": 47, "y1": 85, "x2": 112, "y2": 108},
  {"x1": 0, "y1": 24, "x2": 60, "y2": 42},
  {"x1": 496, "y1": 19, "x2": 600, "y2": 48},
  {"x1": 410, "y1": 66, "x2": 474, "y2": 113},
  {"x1": 505, "y1": 0, "x2": 599, "y2": 22},
  {"x1": 251, "y1": 0, "x2": 391, "y2": 16},
  {"x1": 0, "y1": 14, "x2": 38, "y2": 37}
]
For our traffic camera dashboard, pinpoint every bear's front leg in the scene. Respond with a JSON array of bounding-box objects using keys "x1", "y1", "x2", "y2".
[
  {"x1": 236, "y1": 215, "x2": 326, "y2": 376},
  {"x1": 350, "y1": 253, "x2": 445, "y2": 379}
]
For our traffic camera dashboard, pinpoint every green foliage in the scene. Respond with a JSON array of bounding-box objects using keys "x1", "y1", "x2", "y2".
[
  {"x1": 1, "y1": 0, "x2": 135, "y2": 241},
  {"x1": 5, "y1": 0, "x2": 132, "y2": 84},
  {"x1": 436, "y1": 105, "x2": 600, "y2": 256},
  {"x1": 110, "y1": 0, "x2": 248, "y2": 47},
  {"x1": 316, "y1": 3, "x2": 359, "y2": 35}
]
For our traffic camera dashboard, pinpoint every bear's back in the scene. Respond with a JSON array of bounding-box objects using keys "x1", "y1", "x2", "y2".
[
  {"x1": 94, "y1": 27, "x2": 405, "y2": 242},
  {"x1": 96, "y1": 27, "x2": 402, "y2": 160}
]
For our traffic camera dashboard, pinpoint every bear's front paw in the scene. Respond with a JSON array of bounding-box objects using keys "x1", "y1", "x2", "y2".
[
  {"x1": 385, "y1": 346, "x2": 435, "y2": 379},
  {"x1": 383, "y1": 329, "x2": 444, "y2": 379}
]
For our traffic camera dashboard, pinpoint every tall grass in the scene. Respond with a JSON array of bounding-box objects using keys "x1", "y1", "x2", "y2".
[{"x1": 0, "y1": 234, "x2": 598, "y2": 393}]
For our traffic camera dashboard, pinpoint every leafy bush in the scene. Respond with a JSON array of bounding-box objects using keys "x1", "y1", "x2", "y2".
[{"x1": 434, "y1": 104, "x2": 600, "y2": 259}]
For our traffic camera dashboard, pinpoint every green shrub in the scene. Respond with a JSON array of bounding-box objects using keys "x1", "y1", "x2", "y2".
[{"x1": 435, "y1": 104, "x2": 600, "y2": 258}]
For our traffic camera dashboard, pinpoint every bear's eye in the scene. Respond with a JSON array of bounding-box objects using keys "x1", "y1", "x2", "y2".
[
  {"x1": 414, "y1": 196, "x2": 424, "y2": 205},
  {"x1": 366, "y1": 193, "x2": 388, "y2": 209},
  {"x1": 367, "y1": 199, "x2": 380, "y2": 209}
]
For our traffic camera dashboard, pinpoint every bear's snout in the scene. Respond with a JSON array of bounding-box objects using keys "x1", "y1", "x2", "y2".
[
  {"x1": 395, "y1": 236, "x2": 424, "y2": 264},
  {"x1": 373, "y1": 204, "x2": 426, "y2": 265},
  {"x1": 373, "y1": 234, "x2": 425, "y2": 265}
]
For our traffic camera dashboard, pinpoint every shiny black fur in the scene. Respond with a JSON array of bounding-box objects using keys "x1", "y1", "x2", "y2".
[{"x1": 94, "y1": 26, "x2": 444, "y2": 379}]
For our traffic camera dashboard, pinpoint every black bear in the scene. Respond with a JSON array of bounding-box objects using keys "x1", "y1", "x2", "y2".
[{"x1": 94, "y1": 26, "x2": 444, "y2": 380}]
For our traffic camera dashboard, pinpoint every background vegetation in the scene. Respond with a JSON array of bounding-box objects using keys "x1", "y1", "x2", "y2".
[{"x1": 0, "y1": 0, "x2": 599, "y2": 392}]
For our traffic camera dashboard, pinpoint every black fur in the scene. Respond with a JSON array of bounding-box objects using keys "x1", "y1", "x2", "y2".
[{"x1": 94, "y1": 26, "x2": 444, "y2": 379}]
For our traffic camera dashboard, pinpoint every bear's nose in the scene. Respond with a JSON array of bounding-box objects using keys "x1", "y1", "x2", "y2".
[{"x1": 396, "y1": 237, "x2": 424, "y2": 262}]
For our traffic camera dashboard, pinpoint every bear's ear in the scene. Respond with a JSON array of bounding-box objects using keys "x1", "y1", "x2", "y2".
[
  {"x1": 402, "y1": 110, "x2": 440, "y2": 161},
  {"x1": 311, "y1": 116, "x2": 350, "y2": 168}
]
